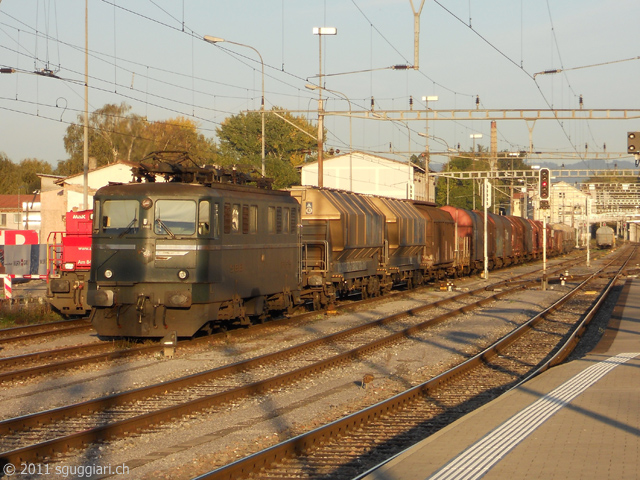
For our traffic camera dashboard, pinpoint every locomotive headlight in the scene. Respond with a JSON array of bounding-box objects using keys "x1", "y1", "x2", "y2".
[
  {"x1": 141, "y1": 198, "x2": 153, "y2": 209},
  {"x1": 63, "y1": 262, "x2": 76, "y2": 271},
  {"x1": 177, "y1": 269, "x2": 189, "y2": 280},
  {"x1": 104, "y1": 269, "x2": 113, "y2": 279}
]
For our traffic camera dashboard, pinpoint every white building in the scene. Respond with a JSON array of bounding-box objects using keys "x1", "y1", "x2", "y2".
[
  {"x1": 38, "y1": 161, "x2": 139, "y2": 242},
  {"x1": 533, "y1": 180, "x2": 591, "y2": 246},
  {"x1": 300, "y1": 151, "x2": 435, "y2": 202}
]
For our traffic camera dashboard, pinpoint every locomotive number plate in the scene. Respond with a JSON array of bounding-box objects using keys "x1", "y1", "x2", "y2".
[{"x1": 229, "y1": 263, "x2": 244, "y2": 273}]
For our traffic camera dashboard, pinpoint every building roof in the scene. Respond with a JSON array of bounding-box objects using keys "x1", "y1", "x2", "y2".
[
  {"x1": 0, "y1": 194, "x2": 41, "y2": 209},
  {"x1": 300, "y1": 150, "x2": 427, "y2": 173},
  {"x1": 53, "y1": 160, "x2": 138, "y2": 186}
]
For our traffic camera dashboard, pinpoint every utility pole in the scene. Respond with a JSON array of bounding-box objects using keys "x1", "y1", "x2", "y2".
[
  {"x1": 83, "y1": 0, "x2": 89, "y2": 210},
  {"x1": 483, "y1": 178, "x2": 490, "y2": 281},
  {"x1": 313, "y1": 27, "x2": 337, "y2": 188}
]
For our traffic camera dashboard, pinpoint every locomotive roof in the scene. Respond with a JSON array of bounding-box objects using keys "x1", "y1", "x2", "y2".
[
  {"x1": 95, "y1": 180, "x2": 293, "y2": 198},
  {"x1": 94, "y1": 150, "x2": 293, "y2": 199}
]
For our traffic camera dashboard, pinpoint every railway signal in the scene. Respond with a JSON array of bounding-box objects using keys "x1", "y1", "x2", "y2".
[
  {"x1": 628, "y1": 132, "x2": 639, "y2": 154},
  {"x1": 539, "y1": 168, "x2": 550, "y2": 200}
]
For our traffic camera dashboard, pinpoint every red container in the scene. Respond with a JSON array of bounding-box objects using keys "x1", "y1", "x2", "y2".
[
  {"x1": 66, "y1": 210, "x2": 93, "y2": 235},
  {"x1": 61, "y1": 236, "x2": 92, "y2": 268}
]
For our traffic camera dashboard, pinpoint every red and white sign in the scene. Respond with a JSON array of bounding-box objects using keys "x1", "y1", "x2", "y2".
[{"x1": 0, "y1": 230, "x2": 39, "y2": 246}]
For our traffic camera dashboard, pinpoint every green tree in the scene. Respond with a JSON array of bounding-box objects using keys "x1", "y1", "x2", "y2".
[
  {"x1": 17, "y1": 158, "x2": 53, "y2": 194},
  {"x1": 435, "y1": 151, "x2": 490, "y2": 209},
  {"x1": 0, "y1": 154, "x2": 52, "y2": 194},
  {"x1": 216, "y1": 107, "x2": 317, "y2": 188},
  {"x1": 58, "y1": 103, "x2": 218, "y2": 175},
  {"x1": 0, "y1": 153, "x2": 20, "y2": 194},
  {"x1": 435, "y1": 150, "x2": 532, "y2": 212}
]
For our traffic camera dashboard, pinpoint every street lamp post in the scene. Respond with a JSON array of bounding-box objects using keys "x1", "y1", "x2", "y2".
[
  {"x1": 204, "y1": 35, "x2": 266, "y2": 177},
  {"x1": 312, "y1": 27, "x2": 337, "y2": 188},
  {"x1": 305, "y1": 84, "x2": 352, "y2": 190}
]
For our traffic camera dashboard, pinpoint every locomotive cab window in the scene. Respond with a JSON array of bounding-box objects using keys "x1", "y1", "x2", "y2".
[
  {"x1": 101, "y1": 199, "x2": 139, "y2": 234},
  {"x1": 154, "y1": 200, "x2": 196, "y2": 236}
]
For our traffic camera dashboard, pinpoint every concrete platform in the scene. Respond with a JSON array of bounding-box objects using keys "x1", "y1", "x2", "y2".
[{"x1": 361, "y1": 278, "x2": 640, "y2": 480}]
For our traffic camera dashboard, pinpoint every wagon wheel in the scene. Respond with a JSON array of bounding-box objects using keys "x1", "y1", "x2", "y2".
[
  {"x1": 257, "y1": 297, "x2": 269, "y2": 324},
  {"x1": 312, "y1": 291, "x2": 323, "y2": 311},
  {"x1": 361, "y1": 279, "x2": 369, "y2": 300},
  {"x1": 368, "y1": 276, "x2": 381, "y2": 297}
]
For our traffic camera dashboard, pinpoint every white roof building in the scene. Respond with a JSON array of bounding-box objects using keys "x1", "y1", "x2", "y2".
[
  {"x1": 300, "y1": 151, "x2": 435, "y2": 202},
  {"x1": 38, "y1": 161, "x2": 140, "y2": 242}
]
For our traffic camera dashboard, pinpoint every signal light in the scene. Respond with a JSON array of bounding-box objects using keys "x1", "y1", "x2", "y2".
[
  {"x1": 628, "y1": 132, "x2": 640, "y2": 154},
  {"x1": 539, "y1": 168, "x2": 550, "y2": 200}
]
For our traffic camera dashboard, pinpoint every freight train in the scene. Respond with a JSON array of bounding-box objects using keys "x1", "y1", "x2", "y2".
[
  {"x1": 87, "y1": 154, "x2": 575, "y2": 339},
  {"x1": 46, "y1": 210, "x2": 93, "y2": 317}
]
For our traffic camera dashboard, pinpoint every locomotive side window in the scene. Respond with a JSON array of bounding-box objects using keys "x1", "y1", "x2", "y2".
[
  {"x1": 101, "y1": 200, "x2": 139, "y2": 234},
  {"x1": 282, "y1": 208, "x2": 290, "y2": 234},
  {"x1": 242, "y1": 205, "x2": 249, "y2": 234},
  {"x1": 268, "y1": 206, "x2": 276, "y2": 233},
  {"x1": 198, "y1": 201, "x2": 210, "y2": 236},
  {"x1": 249, "y1": 205, "x2": 258, "y2": 234},
  {"x1": 231, "y1": 204, "x2": 240, "y2": 233},
  {"x1": 154, "y1": 200, "x2": 196, "y2": 236},
  {"x1": 224, "y1": 203, "x2": 231, "y2": 234}
]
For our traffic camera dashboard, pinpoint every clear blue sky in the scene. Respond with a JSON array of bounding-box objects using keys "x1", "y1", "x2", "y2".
[{"x1": 1, "y1": 0, "x2": 638, "y2": 171}]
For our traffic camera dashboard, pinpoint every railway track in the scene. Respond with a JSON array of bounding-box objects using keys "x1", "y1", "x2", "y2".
[
  {"x1": 0, "y1": 251, "x2": 591, "y2": 386},
  {"x1": 0, "y1": 249, "x2": 609, "y2": 468},
  {"x1": 191, "y1": 244, "x2": 635, "y2": 480},
  {"x1": 0, "y1": 318, "x2": 92, "y2": 346}
]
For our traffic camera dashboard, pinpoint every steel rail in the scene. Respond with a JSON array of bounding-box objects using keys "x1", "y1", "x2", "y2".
[
  {"x1": 0, "y1": 262, "x2": 570, "y2": 465},
  {"x1": 0, "y1": 251, "x2": 586, "y2": 384},
  {"x1": 0, "y1": 324, "x2": 94, "y2": 346},
  {"x1": 191, "y1": 246, "x2": 632, "y2": 480},
  {"x1": 0, "y1": 319, "x2": 92, "y2": 345}
]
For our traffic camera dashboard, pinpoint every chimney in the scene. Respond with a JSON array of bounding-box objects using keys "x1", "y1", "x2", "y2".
[{"x1": 490, "y1": 121, "x2": 498, "y2": 171}]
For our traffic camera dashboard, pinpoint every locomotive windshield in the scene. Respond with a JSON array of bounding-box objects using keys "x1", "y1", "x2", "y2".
[
  {"x1": 101, "y1": 200, "x2": 139, "y2": 234},
  {"x1": 154, "y1": 200, "x2": 196, "y2": 236}
]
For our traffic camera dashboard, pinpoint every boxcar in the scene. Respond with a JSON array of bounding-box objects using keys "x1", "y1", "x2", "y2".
[
  {"x1": 439, "y1": 206, "x2": 483, "y2": 275},
  {"x1": 596, "y1": 226, "x2": 615, "y2": 248},
  {"x1": 413, "y1": 203, "x2": 456, "y2": 279}
]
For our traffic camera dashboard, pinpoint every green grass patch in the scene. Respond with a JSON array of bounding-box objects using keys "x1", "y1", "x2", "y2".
[{"x1": 0, "y1": 301, "x2": 64, "y2": 329}]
